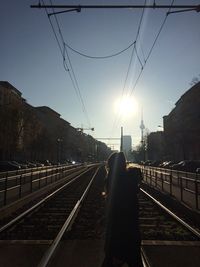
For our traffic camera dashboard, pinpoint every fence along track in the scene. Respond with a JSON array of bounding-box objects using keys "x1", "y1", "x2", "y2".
[
  {"x1": 140, "y1": 165, "x2": 200, "y2": 210},
  {"x1": 0, "y1": 164, "x2": 84, "y2": 207}
]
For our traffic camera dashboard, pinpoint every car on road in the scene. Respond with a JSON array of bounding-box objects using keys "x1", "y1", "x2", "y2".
[
  {"x1": 11, "y1": 161, "x2": 28, "y2": 169},
  {"x1": 40, "y1": 160, "x2": 51, "y2": 166},
  {"x1": 160, "y1": 161, "x2": 178, "y2": 169},
  {"x1": 0, "y1": 161, "x2": 21, "y2": 172},
  {"x1": 171, "y1": 160, "x2": 200, "y2": 173}
]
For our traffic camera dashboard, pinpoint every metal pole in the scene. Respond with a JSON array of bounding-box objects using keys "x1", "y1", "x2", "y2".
[
  {"x1": 4, "y1": 172, "x2": 8, "y2": 206},
  {"x1": 19, "y1": 174, "x2": 22, "y2": 199},
  {"x1": 120, "y1": 127, "x2": 123, "y2": 152},
  {"x1": 30, "y1": 170, "x2": 33, "y2": 193},
  {"x1": 195, "y1": 172, "x2": 199, "y2": 210},
  {"x1": 161, "y1": 172, "x2": 164, "y2": 191},
  {"x1": 180, "y1": 177, "x2": 183, "y2": 202},
  {"x1": 169, "y1": 169, "x2": 172, "y2": 196},
  {"x1": 30, "y1": 4, "x2": 200, "y2": 10}
]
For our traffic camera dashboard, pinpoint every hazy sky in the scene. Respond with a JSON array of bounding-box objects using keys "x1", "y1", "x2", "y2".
[{"x1": 1, "y1": 0, "x2": 200, "y2": 150}]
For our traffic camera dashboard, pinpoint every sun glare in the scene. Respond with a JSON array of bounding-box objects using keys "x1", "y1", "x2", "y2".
[{"x1": 114, "y1": 96, "x2": 139, "y2": 117}]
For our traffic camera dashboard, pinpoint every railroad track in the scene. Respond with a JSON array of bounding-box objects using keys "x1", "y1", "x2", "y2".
[
  {"x1": 61, "y1": 178, "x2": 200, "y2": 266},
  {"x1": 0, "y1": 167, "x2": 199, "y2": 267},
  {"x1": 0, "y1": 164, "x2": 104, "y2": 267},
  {"x1": 139, "y1": 189, "x2": 200, "y2": 241},
  {"x1": 0, "y1": 165, "x2": 99, "y2": 239},
  {"x1": 64, "y1": 185, "x2": 200, "y2": 242}
]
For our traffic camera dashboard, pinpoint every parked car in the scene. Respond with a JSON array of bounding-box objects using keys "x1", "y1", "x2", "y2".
[
  {"x1": 21, "y1": 161, "x2": 37, "y2": 168},
  {"x1": 40, "y1": 160, "x2": 51, "y2": 166},
  {"x1": 27, "y1": 162, "x2": 37, "y2": 168},
  {"x1": 0, "y1": 161, "x2": 21, "y2": 172},
  {"x1": 11, "y1": 161, "x2": 28, "y2": 169},
  {"x1": 150, "y1": 160, "x2": 162, "y2": 167},
  {"x1": 35, "y1": 162, "x2": 44, "y2": 167},
  {"x1": 196, "y1": 168, "x2": 200, "y2": 173},
  {"x1": 160, "y1": 161, "x2": 177, "y2": 169},
  {"x1": 144, "y1": 160, "x2": 152, "y2": 166},
  {"x1": 172, "y1": 160, "x2": 200, "y2": 173}
]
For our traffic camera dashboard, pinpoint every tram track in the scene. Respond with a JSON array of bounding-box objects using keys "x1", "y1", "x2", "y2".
[
  {"x1": 139, "y1": 189, "x2": 200, "y2": 241},
  {"x1": 0, "y1": 164, "x2": 94, "y2": 226},
  {"x1": 0, "y1": 165, "x2": 99, "y2": 240},
  {"x1": 60, "y1": 174, "x2": 200, "y2": 267},
  {"x1": 64, "y1": 184, "x2": 200, "y2": 242},
  {"x1": 0, "y1": 167, "x2": 199, "y2": 267}
]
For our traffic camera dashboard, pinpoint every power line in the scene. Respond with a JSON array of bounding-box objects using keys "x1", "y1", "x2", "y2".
[
  {"x1": 41, "y1": 0, "x2": 91, "y2": 127},
  {"x1": 64, "y1": 40, "x2": 136, "y2": 59},
  {"x1": 129, "y1": 0, "x2": 176, "y2": 97},
  {"x1": 109, "y1": 0, "x2": 147, "y2": 139},
  {"x1": 134, "y1": 42, "x2": 144, "y2": 69},
  {"x1": 35, "y1": 0, "x2": 195, "y2": 145},
  {"x1": 31, "y1": 4, "x2": 200, "y2": 10},
  {"x1": 49, "y1": 0, "x2": 91, "y2": 127},
  {"x1": 109, "y1": 0, "x2": 176, "y2": 144},
  {"x1": 134, "y1": 0, "x2": 147, "y2": 65}
]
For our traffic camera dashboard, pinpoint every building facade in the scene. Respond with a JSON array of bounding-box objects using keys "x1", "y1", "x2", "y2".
[
  {"x1": 147, "y1": 131, "x2": 165, "y2": 161},
  {"x1": 163, "y1": 82, "x2": 200, "y2": 161},
  {"x1": 0, "y1": 81, "x2": 111, "y2": 162},
  {"x1": 0, "y1": 81, "x2": 26, "y2": 159}
]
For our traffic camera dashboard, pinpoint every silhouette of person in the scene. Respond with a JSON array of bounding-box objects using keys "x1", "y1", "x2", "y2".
[{"x1": 102, "y1": 152, "x2": 142, "y2": 267}]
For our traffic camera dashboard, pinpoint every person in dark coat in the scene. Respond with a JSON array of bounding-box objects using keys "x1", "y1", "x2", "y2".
[{"x1": 102, "y1": 152, "x2": 142, "y2": 267}]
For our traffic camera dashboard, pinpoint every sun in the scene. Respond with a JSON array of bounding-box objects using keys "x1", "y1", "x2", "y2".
[{"x1": 114, "y1": 96, "x2": 138, "y2": 117}]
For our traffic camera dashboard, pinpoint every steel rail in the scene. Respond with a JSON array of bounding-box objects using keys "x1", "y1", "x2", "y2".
[
  {"x1": 37, "y1": 166, "x2": 100, "y2": 267},
  {"x1": 0, "y1": 166, "x2": 94, "y2": 233},
  {"x1": 141, "y1": 247, "x2": 151, "y2": 267},
  {"x1": 140, "y1": 188, "x2": 200, "y2": 239}
]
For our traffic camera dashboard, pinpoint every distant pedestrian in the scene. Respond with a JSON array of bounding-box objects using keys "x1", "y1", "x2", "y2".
[{"x1": 102, "y1": 152, "x2": 142, "y2": 267}]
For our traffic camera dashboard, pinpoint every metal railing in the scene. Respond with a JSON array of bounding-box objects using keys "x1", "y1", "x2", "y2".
[
  {"x1": 0, "y1": 164, "x2": 82, "y2": 207},
  {"x1": 140, "y1": 165, "x2": 200, "y2": 210}
]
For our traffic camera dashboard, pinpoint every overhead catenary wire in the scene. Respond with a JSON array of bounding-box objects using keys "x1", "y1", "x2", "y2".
[
  {"x1": 134, "y1": 42, "x2": 144, "y2": 69},
  {"x1": 64, "y1": 40, "x2": 136, "y2": 59},
  {"x1": 109, "y1": 0, "x2": 147, "y2": 142},
  {"x1": 31, "y1": 4, "x2": 200, "y2": 11},
  {"x1": 49, "y1": 0, "x2": 91, "y2": 128},
  {"x1": 41, "y1": 0, "x2": 91, "y2": 128},
  {"x1": 109, "y1": 0, "x2": 176, "y2": 147},
  {"x1": 39, "y1": 0, "x2": 182, "y2": 149},
  {"x1": 47, "y1": 0, "x2": 146, "y2": 143},
  {"x1": 129, "y1": 0, "x2": 175, "y2": 97}
]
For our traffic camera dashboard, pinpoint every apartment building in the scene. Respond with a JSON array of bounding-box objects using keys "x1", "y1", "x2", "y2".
[{"x1": 163, "y1": 82, "x2": 200, "y2": 160}]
